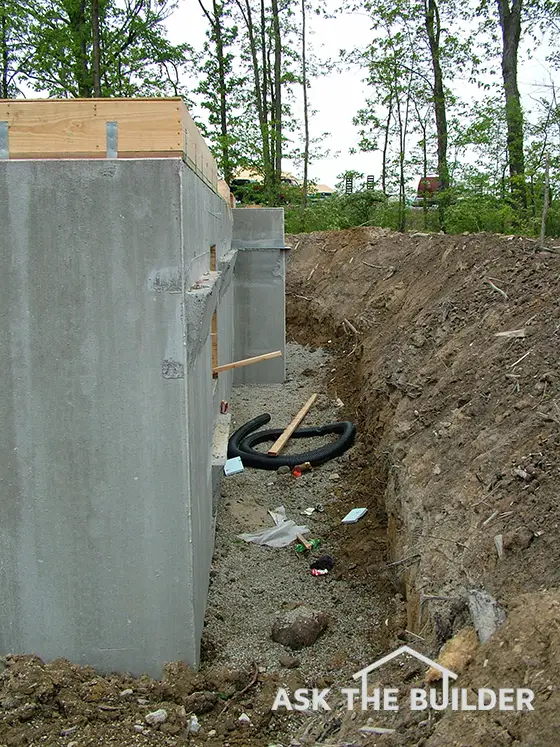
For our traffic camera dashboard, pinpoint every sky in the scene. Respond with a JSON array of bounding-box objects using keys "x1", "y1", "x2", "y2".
[{"x1": 168, "y1": 1, "x2": 558, "y2": 190}]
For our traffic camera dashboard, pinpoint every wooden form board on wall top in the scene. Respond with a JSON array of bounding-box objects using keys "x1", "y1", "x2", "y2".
[{"x1": 0, "y1": 97, "x2": 217, "y2": 190}]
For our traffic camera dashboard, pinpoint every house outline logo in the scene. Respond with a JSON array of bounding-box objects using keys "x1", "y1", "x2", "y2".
[
  {"x1": 352, "y1": 644, "x2": 458, "y2": 707},
  {"x1": 353, "y1": 644, "x2": 458, "y2": 684}
]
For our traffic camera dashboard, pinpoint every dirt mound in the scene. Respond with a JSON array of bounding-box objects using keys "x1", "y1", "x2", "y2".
[
  {"x1": 0, "y1": 655, "x2": 258, "y2": 746},
  {"x1": 286, "y1": 226, "x2": 560, "y2": 744}
]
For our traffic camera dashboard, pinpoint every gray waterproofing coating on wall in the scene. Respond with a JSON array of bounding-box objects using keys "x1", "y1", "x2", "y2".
[
  {"x1": 232, "y1": 208, "x2": 286, "y2": 384},
  {"x1": 0, "y1": 158, "x2": 235, "y2": 676},
  {"x1": 231, "y1": 206, "x2": 286, "y2": 250}
]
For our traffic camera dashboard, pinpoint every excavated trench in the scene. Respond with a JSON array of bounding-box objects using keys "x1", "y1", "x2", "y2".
[
  {"x1": 287, "y1": 291, "x2": 416, "y2": 634},
  {"x1": 287, "y1": 290, "x2": 465, "y2": 648},
  {"x1": 284, "y1": 226, "x2": 560, "y2": 746}
]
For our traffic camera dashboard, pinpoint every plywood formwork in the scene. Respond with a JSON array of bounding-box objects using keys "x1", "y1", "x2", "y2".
[{"x1": 0, "y1": 97, "x2": 217, "y2": 190}]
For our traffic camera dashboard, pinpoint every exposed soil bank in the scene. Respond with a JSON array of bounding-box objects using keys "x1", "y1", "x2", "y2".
[{"x1": 286, "y1": 227, "x2": 560, "y2": 745}]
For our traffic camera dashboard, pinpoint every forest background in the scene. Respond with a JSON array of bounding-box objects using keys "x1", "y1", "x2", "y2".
[{"x1": 2, "y1": 0, "x2": 559, "y2": 234}]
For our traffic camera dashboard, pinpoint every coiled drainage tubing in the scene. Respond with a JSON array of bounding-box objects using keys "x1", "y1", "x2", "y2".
[{"x1": 228, "y1": 413, "x2": 356, "y2": 470}]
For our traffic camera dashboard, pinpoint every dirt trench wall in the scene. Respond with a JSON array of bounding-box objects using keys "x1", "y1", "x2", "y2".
[{"x1": 287, "y1": 226, "x2": 560, "y2": 641}]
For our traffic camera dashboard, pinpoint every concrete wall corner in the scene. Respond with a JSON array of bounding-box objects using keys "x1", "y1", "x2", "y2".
[{"x1": 232, "y1": 208, "x2": 287, "y2": 385}]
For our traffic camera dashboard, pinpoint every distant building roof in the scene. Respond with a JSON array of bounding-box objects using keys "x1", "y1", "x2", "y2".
[
  {"x1": 311, "y1": 183, "x2": 335, "y2": 194},
  {"x1": 232, "y1": 169, "x2": 300, "y2": 185}
]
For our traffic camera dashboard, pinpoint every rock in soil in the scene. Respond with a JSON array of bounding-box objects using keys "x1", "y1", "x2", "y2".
[
  {"x1": 279, "y1": 653, "x2": 301, "y2": 668},
  {"x1": 272, "y1": 606, "x2": 328, "y2": 649},
  {"x1": 145, "y1": 708, "x2": 167, "y2": 725}
]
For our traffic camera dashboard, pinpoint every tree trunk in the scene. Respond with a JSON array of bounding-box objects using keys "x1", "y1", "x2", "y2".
[
  {"x1": 539, "y1": 152, "x2": 550, "y2": 247},
  {"x1": 238, "y1": 0, "x2": 272, "y2": 191},
  {"x1": 260, "y1": 0, "x2": 275, "y2": 200},
  {"x1": 301, "y1": 0, "x2": 309, "y2": 213},
  {"x1": 497, "y1": 0, "x2": 526, "y2": 207},
  {"x1": 213, "y1": 0, "x2": 232, "y2": 182},
  {"x1": 0, "y1": 0, "x2": 8, "y2": 98},
  {"x1": 416, "y1": 107, "x2": 428, "y2": 229},
  {"x1": 65, "y1": 0, "x2": 91, "y2": 97},
  {"x1": 198, "y1": 0, "x2": 233, "y2": 183},
  {"x1": 92, "y1": 0, "x2": 101, "y2": 96},
  {"x1": 393, "y1": 61, "x2": 412, "y2": 233},
  {"x1": 424, "y1": 0, "x2": 448, "y2": 227},
  {"x1": 381, "y1": 94, "x2": 392, "y2": 196},
  {"x1": 271, "y1": 0, "x2": 282, "y2": 196},
  {"x1": 210, "y1": 0, "x2": 233, "y2": 184}
]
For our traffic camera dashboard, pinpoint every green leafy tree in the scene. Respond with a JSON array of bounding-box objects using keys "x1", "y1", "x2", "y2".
[
  {"x1": 22, "y1": 0, "x2": 192, "y2": 97},
  {"x1": 351, "y1": 0, "x2": 476, "y2": 228},
  {"x1": 353, "y1": 6, "x2": 421, "y2": 230},
  {"x1": 231, "y1": 0, "x2": 306, "y2": 204},
  {"x1": 0, "y1": 0, "x2": 31, "y2": 96},
  {"x1": 474, "y1": 0, "x2": 560, "y2": 210},
  {"x1": 195, "y1": 0, "x2": 246, "y2": 182}
]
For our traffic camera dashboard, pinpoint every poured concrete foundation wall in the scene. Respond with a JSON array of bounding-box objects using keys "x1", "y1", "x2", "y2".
[
  {"x1": 232, "y1": 208, "x2": 287, "y2": 385},
  {"x1": 0, "y1": 158, "x2": 234, "y2": 676}
]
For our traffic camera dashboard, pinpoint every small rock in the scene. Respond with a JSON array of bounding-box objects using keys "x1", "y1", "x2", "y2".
[
  {"x1": 410, "y1": 331, "x2": 427, "y2": 348},
  {"x1": 120, "y1": 688, "x2": 133, "y2": 697},
  {"x1": 137, "y1": 697, "x2": 149, "y2": 705},
  {"x1": 134, "y1": 724, "x2": 144, "y2": 732},
  {"x1": 329, "y1": 472, "x2": 340, "y2": 481},
  {"x1": 207, "y1": 730, "x2": 217, "y2": 737},
  {"x1": 279, "y1": 653, "x2": 300, "y2": 668},
  {"x1": 68, "y1": 742, "x2": 78, "y2": 747},
  {"x1": 238, "y1": 712, "x2": 251, "y2": 724},
  {"x1": 184, "y1": 690, "x2": 218, "y2": 714},
  {"x1": 272, "y1": 606, "x2": 328, "y2": 649},
  {"x1": 513, "y1": 466, "x2": 530, "y2": 481},
  {"x1": 277, "y1": 465, "x2": 291, "y2": 475},
  {"x1": 145, "y1": 708, "x2": 168, "y2": 725},
  {"x1": 187, "y1": 714, "x2": 201, "y2": 734}
]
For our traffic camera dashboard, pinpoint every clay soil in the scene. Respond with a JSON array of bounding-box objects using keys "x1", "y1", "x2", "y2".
[{"x1": 2, "y1": 226, "x2": 560, "y2": 747}]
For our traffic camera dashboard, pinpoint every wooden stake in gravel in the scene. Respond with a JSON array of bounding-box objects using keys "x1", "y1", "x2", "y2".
[
  {"x1": 268, "y1": 393, "x2": 317, "y2": 456},
  {"x1": 296, "y1": 533, "x2": 312, "y2": 550},
  {"x1": 212, "y1": 350, "x2": 282, "y2": 375}
]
